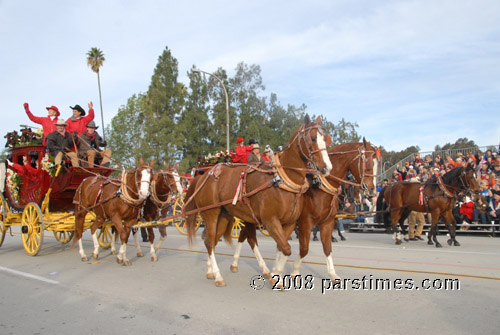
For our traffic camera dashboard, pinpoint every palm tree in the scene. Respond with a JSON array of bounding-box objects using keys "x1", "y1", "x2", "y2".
[{"x1": 86, "y1": 47, "x2": 106, "y2": 140}]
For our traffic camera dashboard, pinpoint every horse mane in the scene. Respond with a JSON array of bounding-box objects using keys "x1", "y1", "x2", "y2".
[{"x1": 441, "y1": 166, "x2": 465, "y2": 186}]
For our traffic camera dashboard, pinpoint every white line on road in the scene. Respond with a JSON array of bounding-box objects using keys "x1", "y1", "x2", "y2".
[{"x1": 0, "y1": 266, "x2": 59, "y2": 284}]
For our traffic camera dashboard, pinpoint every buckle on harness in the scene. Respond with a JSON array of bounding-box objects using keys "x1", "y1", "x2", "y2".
[{"x1": 272, "y1": 174, "x2": 282, "y2": 186}]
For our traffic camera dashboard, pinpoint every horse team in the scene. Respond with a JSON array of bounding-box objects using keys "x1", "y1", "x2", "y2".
[{"x1": 70, "y1": 115, "x2": 480, "y2": 288}]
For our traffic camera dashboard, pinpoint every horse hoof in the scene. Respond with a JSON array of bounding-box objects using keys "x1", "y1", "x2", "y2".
[
  {"x1": 404, "y1": 237, "x2": 409, "y2": 242},
  {"x1": 206, "y1": 273, "x2": 215, "y2": 280},
  {"x1": 263, "y1": 272, "x2": 271, "y2": 279},
  {"x1": 92, "y1": 253, "x2": 99, "y2": 259},
  {"x1": 435, "y1": 243, "x2": 442, "y2": 248},
  {"x1": 111, "y1": 250, "x2": 117, "y2": 255},
  {"x1": 137, "y1": 252, "x2": 144, "y2": 257},
  {"x1": 151, "y1": 256, "x2": 158, "y2": 262},
  {"x1": 454, "y1": 241, "x2": 461, "y2": 247},
  {"x1": 117, "y1": 258, "x2": 123, "y2": 264},
  {"x1": 123, "y1": 261, "x2": 132, "y2": 266},
  {"x1": 230, "y1": 265, "x2": 238, "y2": 273},
  {"x1": 340, "y1": 236, "x2": 346, "y2": 241},
  {"x1": 395, "y1": 240, "x2": 402, "y2": 245},
  {"x1": 215, "y1": 280, "x2": 226, "y2": 287},
  {"x1": 447, "y1": 239, "x2": 452, "y2": 246},
  {"x1": 427, "y1": 241, "x2": 433, "y2": 245},
  {"x1": 81, "y1": 256, "x2": 88, "y2": 262},
  {"x1": 270, "y1": 277, "x2": 278, "y2": 287}
]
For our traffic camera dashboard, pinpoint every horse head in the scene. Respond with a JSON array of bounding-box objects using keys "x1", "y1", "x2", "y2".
[
  {"x1": 137, "y1": 158, "x2": 154, "y2": 199},
  {"x1": 463, "y1": 164, "x2": 480, "y2": 194},
  {"x1": 295, "y1": 115, "x2": 332, "y2": 177},
  {"x1": 164, "y1": 162, "x2": 183, "y2": 195}
]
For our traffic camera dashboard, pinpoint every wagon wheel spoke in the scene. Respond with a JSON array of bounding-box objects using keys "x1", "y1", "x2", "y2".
[
  {"x1": 21, "y1": 203, "x2": 45, "y2": 256},
  {"x1": 258, "y1": 224, "x2": 270, "y2": 236},
  {"x1": 231, "y1": 218, "x2": 245, "y2": 238},
  {"x1": 0, "y1": 194, "x2": 9, "y2": 248},
  {"x1": 97, "y1": 223, "x2": 113, "y2": 249},
  {"x1": 53, "y1": 230, "x2": 74, "y2": 244}
]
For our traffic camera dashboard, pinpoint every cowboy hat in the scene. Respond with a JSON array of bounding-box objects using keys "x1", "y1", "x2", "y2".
[
  {"x1": 54, "y1": 119, "x2": 67, "y2": 126},
  {"x1": 86, "y1": 120, "x2": 99, "y2": 129},
  {"x1": 70, "y1": 104, "x2": 86, "y2": 116},
  {"x1": 45, "y1": 105, "x2": 60, "y2": 116},
  {"x1": 252, "y1": 143, "x2": 260, "y2": 149}
]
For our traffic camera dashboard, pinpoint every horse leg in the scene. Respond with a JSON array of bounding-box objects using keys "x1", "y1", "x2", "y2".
[
  {"x1": 291, "y1": 218, "x2": 313, "y2": 279},
  {"x1": 266, "y1": 218, "x2": 292, "y2": 287},
  {"x1": 75, "y1": 212, "x2": 88, "y2": 261},
  {"x1": 391, "y1": 210, "x2": 403, "y2": 245},
  {"x1": 230, "y1": 224, "x2": 247, "y2": 273},
  {"x1": 110, "y1": 226, "x2": 117, "y2": 255},
  {"x1": 132, "y1": 228, "x2": 144, "y2": 257},
  {"x1": 443, "y1": 210, "x2": 460, "y2": 246},
  {"x1": 400, "y1": 210, "x2": 410, "y2": 242},
  {"x1": 154, "y1": 225, "x2": 167, "y2": 252},
  {"x1": 202, "y1": 209, "x2": 226, "y2": 286},
  {"x1": 320, "y1": 220, "x2": 341, "y2": 281},
  {"x1": 90, "y1": 220, "x2": 104, "y2": 259},
  {"x1": 247, "y1": 225, "x2": 270, "y2": 279},
  {"x1": 428, "y1": 211, "x2": 442, "y2": 248}
]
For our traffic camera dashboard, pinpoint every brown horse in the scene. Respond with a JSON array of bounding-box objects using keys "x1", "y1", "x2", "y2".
[
  {"x1": 72, "y1": 159, "x2": 154, "y2": 265},
  {"x1": 377, "y1": 165, "x2": 479, "y2": 247},
  {"x1": 130, "y1": 163, "x2": 183, "y2": 261},
  {"x1": 230, "y1": 140, "x2": 378, "y2": 281},
  {"x1": 184, "y1": 115, "x2": 332, "y2": 286}
]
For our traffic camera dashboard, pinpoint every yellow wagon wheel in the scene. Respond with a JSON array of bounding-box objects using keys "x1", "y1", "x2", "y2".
[
  {"x1": 0, "y1": 194, "x2": 9, "y2": 248},
  {"x1": 173, "y1": 196, "x2": 201, "y2": 235},
  {"x1": 231, "y1": 218, "x2": 245, "y2": 238},
  {"x1": 258, "y1": 224, "x2": 270, "y2": 236},
  {"x1": 21, "y1": 202, "x2": 45, "y2": 256},
  {"x1": 97, "y1": 222, "x2": 113, "y2": 249},
  {"x1": 53, "y1": 230, "x2": 74, "y2": 244}
]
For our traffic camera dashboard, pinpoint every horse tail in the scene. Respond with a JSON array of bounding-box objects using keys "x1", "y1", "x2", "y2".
[
  {"x1": 70, "y1": 184, "x2": 84, "y2": 250},
  {"x1": 184, "y1": 175, "x2": 200, "y2": 247},
  {"x1": 375, "y1": 186, "x2": 386, "y2": 223},
  {"x1": 222, "y1": 216, "x2": 234, "y2": 247}
]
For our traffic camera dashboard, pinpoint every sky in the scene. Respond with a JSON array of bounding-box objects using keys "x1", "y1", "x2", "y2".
[{"x1": 1, "y1": 0, "x2": 499, "y2": 153}]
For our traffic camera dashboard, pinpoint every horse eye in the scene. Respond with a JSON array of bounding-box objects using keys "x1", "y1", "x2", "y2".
[{"x1": 311, "y1": 137, "x2": 317, "y2": 142}]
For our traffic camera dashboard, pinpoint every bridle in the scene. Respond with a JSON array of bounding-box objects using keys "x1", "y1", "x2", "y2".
[
  {"x1": 284, "y1": 123, "x2": 330, "y2": 173},
  {"x1": 328, "y1": 145, "x2": 377, "y2": 194}
]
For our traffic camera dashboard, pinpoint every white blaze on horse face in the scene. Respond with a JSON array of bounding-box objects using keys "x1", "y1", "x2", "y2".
[
  {"x1": 372, "y1": 158, "x2": 378, "y2": 193},
  {"x1": 317, "y1": 133, "x2": 332, "y2": 175},
  {"x1": 173, "y1": 171, "x2": 183, "y2": 194},
  {"x1": 139, "y1": 168, "x2": 151, "y2": 199}
]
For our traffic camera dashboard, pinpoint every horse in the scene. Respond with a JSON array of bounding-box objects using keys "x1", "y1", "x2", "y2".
[
  {"x1": 376, "y1": 165, "x2": 479, "y2": 247},
  {"x1": 230, "y1": 139, "x2": 378, "y2": 281},
  {"x1": 129, "y1": 163, "x2": 183, "y2": 261},
  {"x1": 71, "y1": 159, "x2": 154, "y2": 265},
  {"x1": 184, "y1": 115, "x2": 332, "y2": 287}
]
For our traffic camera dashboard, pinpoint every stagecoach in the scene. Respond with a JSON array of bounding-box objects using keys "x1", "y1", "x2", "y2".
[{"x1": 0, "y1": 143, "x2": 114, "y2": 255}]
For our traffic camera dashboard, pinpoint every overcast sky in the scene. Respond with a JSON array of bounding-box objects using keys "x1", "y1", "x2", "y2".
[{"x1": 1, "y1": 0, "x2": 499, "y2": 153}]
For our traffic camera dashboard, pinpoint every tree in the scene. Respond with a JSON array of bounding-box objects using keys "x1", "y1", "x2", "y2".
[
  {"x1": 143, "y1": 47, "x2": 185, "y2": 168},
  {"x1": 86, "y1": 47, "x2": 106, "y2": 139}
]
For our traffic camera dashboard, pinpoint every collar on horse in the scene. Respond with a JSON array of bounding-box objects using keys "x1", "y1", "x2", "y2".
[
  {"x1": 313, "y1": 173, "x2": 339, "y2": 196},
  {"x1": 119, "y1": 167, "x2": 151, "y2": 207},
  {"x1": 437, "y1": 175, "x2": 457, "y2": 198},
  {"x1": 271, "y1": 153, "x2": 309, "y2": 194}
]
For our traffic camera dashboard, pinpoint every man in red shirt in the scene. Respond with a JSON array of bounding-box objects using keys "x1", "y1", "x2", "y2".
[
  {"x1": 66, "y1": 102, "x2": 95, "y2": 135},
  {"x1": 24, "y1": 102, "x2": 60, "y2": 146}
]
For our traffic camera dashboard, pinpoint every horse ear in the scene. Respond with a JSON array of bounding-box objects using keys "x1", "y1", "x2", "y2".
[
  {"x1": 150, "y1": 160, "x2": 155, "y2": 168},
  {"x1": 139, "y1": 157, "x2": 144, "y2": 165},
  {"x1": 304, "y1": 114, "x2": 311, "y2": 126},
  {"x1": 165, "y1": 162, "x2": 170, "y2": 169},
  {"x1": 315, "y1": 115, "x2": 322, "y2": 125},
  {"x1": 363, "y1": 137, "x2": 367, "y2": 147},
  {"x1": 325, "y1": 133, "x2": 333, "y2": 147}
]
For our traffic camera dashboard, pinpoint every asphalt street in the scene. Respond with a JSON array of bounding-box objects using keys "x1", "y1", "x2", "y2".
[{"x1": 1, "y1": 226, "x2": 499, "y2": 335}]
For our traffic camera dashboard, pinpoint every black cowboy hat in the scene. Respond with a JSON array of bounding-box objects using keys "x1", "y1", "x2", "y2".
[{"x1": 70, "y1": 104, "x2": 86, "y2": 116}]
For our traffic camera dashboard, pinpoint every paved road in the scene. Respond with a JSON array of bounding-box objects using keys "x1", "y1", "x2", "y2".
[{"x1": 1, "y1": 226, "x2": 499, "y2": 335}]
